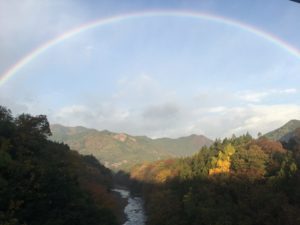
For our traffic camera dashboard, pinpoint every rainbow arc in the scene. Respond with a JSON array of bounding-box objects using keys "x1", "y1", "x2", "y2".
[{"x1": 1, "y1": 10, "x2": 299, "y2": 86}]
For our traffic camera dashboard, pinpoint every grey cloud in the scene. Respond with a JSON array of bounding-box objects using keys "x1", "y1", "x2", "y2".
[{"x1": 142, "y1": 102, "x2": 180, "y2": 120}]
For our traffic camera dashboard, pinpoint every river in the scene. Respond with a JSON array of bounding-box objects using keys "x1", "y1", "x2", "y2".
[{"x1": 112, "y1": 188, "x2": 146, "y2": 225}]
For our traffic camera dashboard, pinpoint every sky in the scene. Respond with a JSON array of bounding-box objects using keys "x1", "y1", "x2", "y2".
[{"x1": 0, "y1": 0, "x2": 300, "y2": 139}]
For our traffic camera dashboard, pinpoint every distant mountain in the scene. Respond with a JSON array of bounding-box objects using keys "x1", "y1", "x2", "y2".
[
  {"x1": 50, "y1": 124, "x2": 212, "y2": 171},
  {"x1": 264, "y1": 119, "x2": 300, "y2": 141},
  {"x1": 153, "y1": 134, "x2": 212, "y2": 156}
]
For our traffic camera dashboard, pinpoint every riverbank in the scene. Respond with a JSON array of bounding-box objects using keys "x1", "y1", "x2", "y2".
[
  {"x1": 111, "y1": 186, "x2": 128, "y2": 224},
  {"x1": 111, "y1": 187, "x2": 128, "y2": 224},
  {"x1": 112, "y1": 187, "x2": 146, "y2": 225}
]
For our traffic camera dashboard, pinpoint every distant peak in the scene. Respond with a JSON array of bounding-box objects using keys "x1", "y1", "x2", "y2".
[
  {"x1": 264, "y1": 119, "x2": 300, "y2": 141},
  {"x1": 286, "y1": 119, "x2": 300, "y2": 124}
]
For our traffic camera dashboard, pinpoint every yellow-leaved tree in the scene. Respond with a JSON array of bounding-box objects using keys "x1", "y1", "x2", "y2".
[{"x1": 209, "y1": 144, "x2": 235, "y2": 175}]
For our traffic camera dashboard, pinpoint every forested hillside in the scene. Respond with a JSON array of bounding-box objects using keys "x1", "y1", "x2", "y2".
[
  {"x1": 130, "y1": 134, "x2": 300, "y2": 225},
  {"x1": 264, "y1": 119, "x2": 300, "y2": 141},
  {"x1": 0, "y1": 106, "x2": 119, "y2": 225},
  {"x1": 50, "y1": 124, "x2": 212, "y2": 171}
]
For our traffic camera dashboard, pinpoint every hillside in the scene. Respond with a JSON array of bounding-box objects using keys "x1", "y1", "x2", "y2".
[
  {"x1": 50, "y1": 124, "x2": 212, "y2": 171},
  {"x1": 154, "y1": 134, "x2": 212, "y2": 156},
  {"x1": 264, "y1": 119, "x2": 300, "y2": 141},
  {"x1": 130, "y1": 134, "x2": 300, "y2": 225},
  {"x1": 0, "y1": 106, "x2": 119, "y2": 225}
]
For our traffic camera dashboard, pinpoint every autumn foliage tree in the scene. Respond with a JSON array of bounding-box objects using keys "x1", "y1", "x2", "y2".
[{"x1": 130, "y1": 133, "x2": 300, "y2": 225}]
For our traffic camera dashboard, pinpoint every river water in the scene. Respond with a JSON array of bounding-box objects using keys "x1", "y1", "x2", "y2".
[{"x1": 112, "y1": 188, "x2": 146, "y2": 225}]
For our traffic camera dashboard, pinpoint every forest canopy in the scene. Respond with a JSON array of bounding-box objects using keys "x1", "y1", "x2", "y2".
[
  {"x1": 130, "y1": 133, "x2": 300, "y2": 225},
  {"x1": 0, "y1": 106, "x2": 119, "y2": 225}
]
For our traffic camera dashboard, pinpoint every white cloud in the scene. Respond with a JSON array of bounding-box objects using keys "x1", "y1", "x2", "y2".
[
  {"x1": 193, "y1": 104, "x2": 300, "y2": 138},
  {"x1": 279, "y1": 88, "x2": 297, "y2": 94},
  {"x1": 52, "y1": 103, "x2": 131, "y2": 128},
  {"x1": 230, "y1": 104, "x2": 300, "y2": 133},
  {"x1": 239, "y1": 92, "x2": 269, "y2": 103},
  {"x1": 3, "y1": 70, "x2": 299, "y2": 139},
  {"x1": 238, "y1": 88, "x2": 298, "y2": 103}
]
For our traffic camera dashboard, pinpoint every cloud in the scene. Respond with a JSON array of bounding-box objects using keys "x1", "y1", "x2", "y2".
[
  {"x1": 2, "y1": 69, "x2": 299, "y2": 139},
  {"x1": 142, "y1": 102, "x2": 180, "y2": 120},
  {"x1": 47, "y1": 75, "x2": 300, "y2": 139},
  {"x1": 193, "y1": 88, "x2": 298, "y2": 108},
  {"x1": 238, "y1": 88, "x2": 298, "y2": 103},
  {"x1": 49, "y1": 101, "x2": 300, "y2": 140},
  {"x1": 279, "y1": 88, "x2": 297, "y2": 94},
  {"x1": 52, "y1": 104, "x2": 130, "y2": 127},
  {"x1": 227, "y1": 104, "x2": 300, "y2": 135},
  {"x1": 139, "y1": 102, "x2": 185, "y2": 138},
  {"x1": 191, "y1": 104, "x2": 300, "y2": 138},
  {"x1": 239, "y1": 92, "x2": 269, "y2": 103}
]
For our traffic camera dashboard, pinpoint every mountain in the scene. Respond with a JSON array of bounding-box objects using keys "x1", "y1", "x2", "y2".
[
  {"x1": 50, "y1": 124, "x2": 212, "y2": 171},
  {"x1": 153, "y1": 134, "x2": 212, "y2": 156},
  {"x1": 264, "y1": 119, "x2": 300, "y2": 141}
]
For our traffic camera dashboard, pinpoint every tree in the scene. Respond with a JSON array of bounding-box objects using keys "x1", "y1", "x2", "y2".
[
  {"x1": 0, "y1": 106, "x2": 118, "y2": 225},
  {"x1": 15, "y1": 114, "x2": 51, "y2": 139},
  {"x1": 0, "y1": 106, "x2": 14, "y2": 138}
]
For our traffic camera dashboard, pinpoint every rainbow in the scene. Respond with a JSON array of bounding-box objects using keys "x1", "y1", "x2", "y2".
[{"x1": 1, "y1": 10, "x2": 300, "y2": 86}]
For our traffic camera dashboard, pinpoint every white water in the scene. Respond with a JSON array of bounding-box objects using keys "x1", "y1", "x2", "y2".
[{"x1": 112, "y1": 188, "x2": 146, "y2": 225}]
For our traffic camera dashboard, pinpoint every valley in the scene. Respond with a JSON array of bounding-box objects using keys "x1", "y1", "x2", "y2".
[{"x1": 1, "y1": 106, "x2": 300, "y2": 225}]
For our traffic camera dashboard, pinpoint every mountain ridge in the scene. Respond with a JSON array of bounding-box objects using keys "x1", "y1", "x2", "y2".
[
  {"x1": 264, "y1": 119, "x2": 300, "y2": 141},
  {"x1": 50, "y1": 124, "x2": 213, "y2": 171}
]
